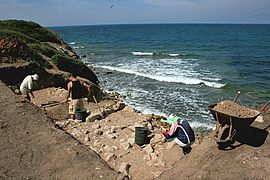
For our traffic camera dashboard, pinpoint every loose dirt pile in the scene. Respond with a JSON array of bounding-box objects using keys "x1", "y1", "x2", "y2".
[{"x1": 212, "y1": 100, "x2": 260, "y2": 118}]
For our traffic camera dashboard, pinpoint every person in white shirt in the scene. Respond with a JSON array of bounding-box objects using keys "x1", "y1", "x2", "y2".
[{"x1": 20, "y1": 74, "x2": 39, "y2": 104}]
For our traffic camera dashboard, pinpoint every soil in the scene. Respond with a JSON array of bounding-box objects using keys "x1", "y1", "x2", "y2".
[
  {"x1": 0, "y1": 82, "x2": 118, "y2": 180},
  {"x1": 1, "y1": 84, "x2": 270, "y2": 180},
  {"x1": 212, "y1": 100, "x2": 260, "y2": 118}
]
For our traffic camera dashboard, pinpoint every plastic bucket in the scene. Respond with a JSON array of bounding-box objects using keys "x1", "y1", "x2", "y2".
[
  {"x1": 75, "y1": 108, "x2": 89, "y2": 122},
  {"x1": 135, "y1": 127, "x2": 149, "y2": 145}
]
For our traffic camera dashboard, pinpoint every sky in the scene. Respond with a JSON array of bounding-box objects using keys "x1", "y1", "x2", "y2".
[{"x1": 0, "y1": 0, "x2": 270, "y2": 26}]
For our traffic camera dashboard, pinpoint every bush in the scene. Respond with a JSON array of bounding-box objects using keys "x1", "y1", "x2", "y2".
[
  {"x1": 29, "y1": 43, "x2": 58, "y2": 58},
  {"x1": 51, "y1": 54, "x2": 84, "y2": 70},
  {"x1": 51, "y1": 54, "x2": 99, "y2": 84},
  {"x1": 0, "y1": 20, "x2": 61, "y2": 44},
  {"x1": 0, "y1": 30, "x2": 39, "y2": 44}
]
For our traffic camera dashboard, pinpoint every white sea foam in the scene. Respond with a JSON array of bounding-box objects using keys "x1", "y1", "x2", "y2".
[
  {"x1": 131, "y1": 52, "x2": 154, "y2": 56},
  {"x1": 169, "y1": 53, "x2": 179, "y2": 57},
  {"x1": 124, "y1": 100, "x2": 215, "y2": 130},
  {"x1": 189, "y1": 121, "x2": 215, "y2": 130},
  {"x1": 69, "y1": 42, "x2": 76, "y2": 45},
  {"x1": 98, "y1": 65, "x2": 225, "y2": 88},
  {"x1": 73, "y1": 46, "x2": 84, "y2": 49}
]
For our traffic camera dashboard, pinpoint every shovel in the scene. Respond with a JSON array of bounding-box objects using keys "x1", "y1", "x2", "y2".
[
  {"x1": 37, "y1": 101, "x2": 65, "y2": 109},
  {"x1": 92, "y1": 95, "x2": 104, "y2": 118}
]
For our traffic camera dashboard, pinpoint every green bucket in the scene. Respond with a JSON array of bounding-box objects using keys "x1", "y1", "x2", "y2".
[{"x1": 135, "y1": 127, "x2": 149, "y2": 145}]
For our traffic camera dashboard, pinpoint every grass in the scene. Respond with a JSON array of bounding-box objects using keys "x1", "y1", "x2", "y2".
[{"x1": 0, "y1": 20, "x2": 61, "y2": 44}]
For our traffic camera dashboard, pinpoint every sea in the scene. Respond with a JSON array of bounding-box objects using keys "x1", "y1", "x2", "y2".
[{"x1": 50, "y1": 24, "x2": 270, "y2": 129}]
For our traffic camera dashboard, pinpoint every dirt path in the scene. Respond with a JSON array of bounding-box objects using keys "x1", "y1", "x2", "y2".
[{"x1": 0, "y1": 82, "x2": 117, "y2": 179}]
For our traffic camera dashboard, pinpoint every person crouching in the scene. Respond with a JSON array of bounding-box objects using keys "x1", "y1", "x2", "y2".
[{"x1": 161, "y1": 115, "x2": 195, "y2": 155}]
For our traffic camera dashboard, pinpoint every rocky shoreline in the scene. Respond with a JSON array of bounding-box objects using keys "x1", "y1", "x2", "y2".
[{"x1": 1, "y1": 20, "x2": 270, "y2": 179}]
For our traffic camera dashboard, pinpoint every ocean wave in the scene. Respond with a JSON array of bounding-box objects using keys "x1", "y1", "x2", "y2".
[
  {"x1": 98, "y1": 65, "x2": 225, "y2": 88},
  {"x1": 131, "y1": 52, "x2": 188, "y2": 58},
  {"x1": 131, "y1": 52, "x2": 154, "y2": 56},
  {"x1": 73, "y1": 46, "x2": 84, "y2": 49},
  {"x1": 123, "y1": 100, "x2": 215, "y2": 130},
  {"x1": 168, "y1": 53, "x2": 179, "y2": 57}
]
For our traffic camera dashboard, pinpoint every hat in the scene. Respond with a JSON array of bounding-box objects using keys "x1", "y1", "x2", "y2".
[
  {"x1": 161, "y1": 114, "x2": 180, "y2": 124},
  {"x1": 32, "y1": 74, "x2": 39, "y2": 81}
]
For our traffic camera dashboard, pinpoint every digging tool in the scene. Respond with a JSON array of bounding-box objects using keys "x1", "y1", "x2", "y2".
[
  {"x1": 92, "y1": 95, "x2": 104, "y2": 118},
  {"x1": 37, "y1": 101, "x2": 65, "y2": 109}
]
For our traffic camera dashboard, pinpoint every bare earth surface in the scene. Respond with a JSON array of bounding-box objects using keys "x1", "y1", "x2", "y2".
[
  {"x1": 1, "y1": 84, "x2": 270, "y2": 180},
  {"x1": 0, "y1": 82, "x2": 117, "y2": 180}
]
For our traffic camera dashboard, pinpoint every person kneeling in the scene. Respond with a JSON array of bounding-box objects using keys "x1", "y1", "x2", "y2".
[{"x1": 162, "y1": 115, "x2": 195, "y2": 155}]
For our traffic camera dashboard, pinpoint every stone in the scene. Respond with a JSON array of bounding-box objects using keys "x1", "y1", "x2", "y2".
[
  {"x1": 104, "y1": 145, "x2": 114, "y2": 152},
  {"x1": 84, "y1": 135, "x2": 90, "y2": 142},
  {"x1": 120, "y1": 142, "x2": 132, "y2": 151},
  {"x1": 86, "y1": 112, "x2": 102, "y2": 122},
  {"x1": 119, "y1": 162, "x2": 131, "y2": 174},
  {"x1": 143, "y1": 154, "x2": 152, "y2": 161},
  {"x1": 110, "y1": 126, "x2": 118, "y2": 133},
  {"x1": 107, "y1": 134, "x2": 116, "y2": 139},
  {"x1": 147, "y1": 123, "x2": 153, "y2": 130},
  {"x1": 116, "y1": 102, "x2": 126, "y2": 111},
  {"x1": 127, "y1": 138, "x2": 135, "y2": 145},
  {"x1": 104, "y1": 108, "x2": 114, "y2": 115},
  {"x1": 119, "y1": 139, "x2": 125, "y2": 143},
  {"x1": 255, "y1": 115, "x2": 264, "y2": 123},
  {"x1": 150, "y1": 134, "x2": 164, "y2": 144},
  {"x1": 150, "y1": 153, "x2": 159, "y2": 160},
  {"x1": 123, "y1": 106, "x2": 135, "y2": 113},
  {"x1": 112, "y1": 146, "x2": 119, "y2": 151},
  {"x1": 92, "y1": 124, "x2": 101, "y2": 129},
  {"x1": 93, "y1": 140, "x2": 102, "y2": 147},
  {"x1": 105, "y1": 153, "x2": 116, "y2": 161},
  {"x1": 144, "y1": 144, "x2": 154, "y2": 154},
  {"x1": 94, "y1": 129, "x2": 103, "y2": 136}
]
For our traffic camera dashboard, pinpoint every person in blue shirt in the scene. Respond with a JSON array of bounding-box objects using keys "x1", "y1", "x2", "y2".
[{"x1": 161, "y1": 115, "x2": 195, "y2": 154}]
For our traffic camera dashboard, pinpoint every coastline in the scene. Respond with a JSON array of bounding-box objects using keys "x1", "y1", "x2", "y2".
[
  {"x1": 1, "y1": 20, "x2": 269, "y2": 179},
  {"x1": 32, "y1": 85, "x2": 269, "y2": 179}
]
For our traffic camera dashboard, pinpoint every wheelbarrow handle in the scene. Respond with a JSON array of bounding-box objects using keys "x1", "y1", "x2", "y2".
[
  {"x1": 233, "y1": 91, "x2": 241, "y2": 102},
  {"x1": 260, "y1": 100, "x2": 270, "y2": 113}
]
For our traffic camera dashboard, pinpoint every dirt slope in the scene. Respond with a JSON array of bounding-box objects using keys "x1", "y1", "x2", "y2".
[
  {"x1": 0, "y1": 82, "x2": 117, "y2": 179},
  {"x1": 158, "y1": 112, "x2": 270, "y2": 179}
]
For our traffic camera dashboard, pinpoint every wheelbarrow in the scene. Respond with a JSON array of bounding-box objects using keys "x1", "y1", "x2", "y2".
[{"x1": 208, "y1": 91, "x2": 269, "y2": 145}]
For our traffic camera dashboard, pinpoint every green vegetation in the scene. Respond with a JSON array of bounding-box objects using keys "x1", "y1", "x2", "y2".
[
  {"x1": 0, "y1": 20, "x2": 61, "y2": 44},
  {"x1": 51, "y1": 54, "x2": 97, "y2": 83},
  {"x1": 0, "y1": 19, "x2": 99, "y2": 85},
  {"x1": 51, "y1": 54, "x2": 84, "y2": 71},
  {"x1": 28, "y1": 43, "x2": 58, "y2": 58}
]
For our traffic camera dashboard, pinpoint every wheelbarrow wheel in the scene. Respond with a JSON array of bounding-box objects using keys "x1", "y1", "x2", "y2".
[
  {"x1": 217, "y1": 125, "x2": 230, "y2": 143},
  {"x1": 217, "y1": 125, "x2": 235, "y2": 150}
]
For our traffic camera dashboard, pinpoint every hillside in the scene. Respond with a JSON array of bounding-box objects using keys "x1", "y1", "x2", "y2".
[
  {"x1": 0, "y1": 81, "x2": 118, "y2": 179},
  {"x1": 0, "y1": 20, "x2": 98, "y2": 89}
]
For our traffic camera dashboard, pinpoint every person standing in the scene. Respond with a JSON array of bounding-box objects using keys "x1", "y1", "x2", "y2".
[
  {"x1": 65, "y1": 73, "x2": 90, "y2": 120},
  {"x1": 20, "y1": 74, "x2": 39, "y2": 104}
]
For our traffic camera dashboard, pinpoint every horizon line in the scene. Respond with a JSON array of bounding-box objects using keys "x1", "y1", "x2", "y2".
[{"x1": 48, "y1": 22, "x2": 270, "y2": 28}]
